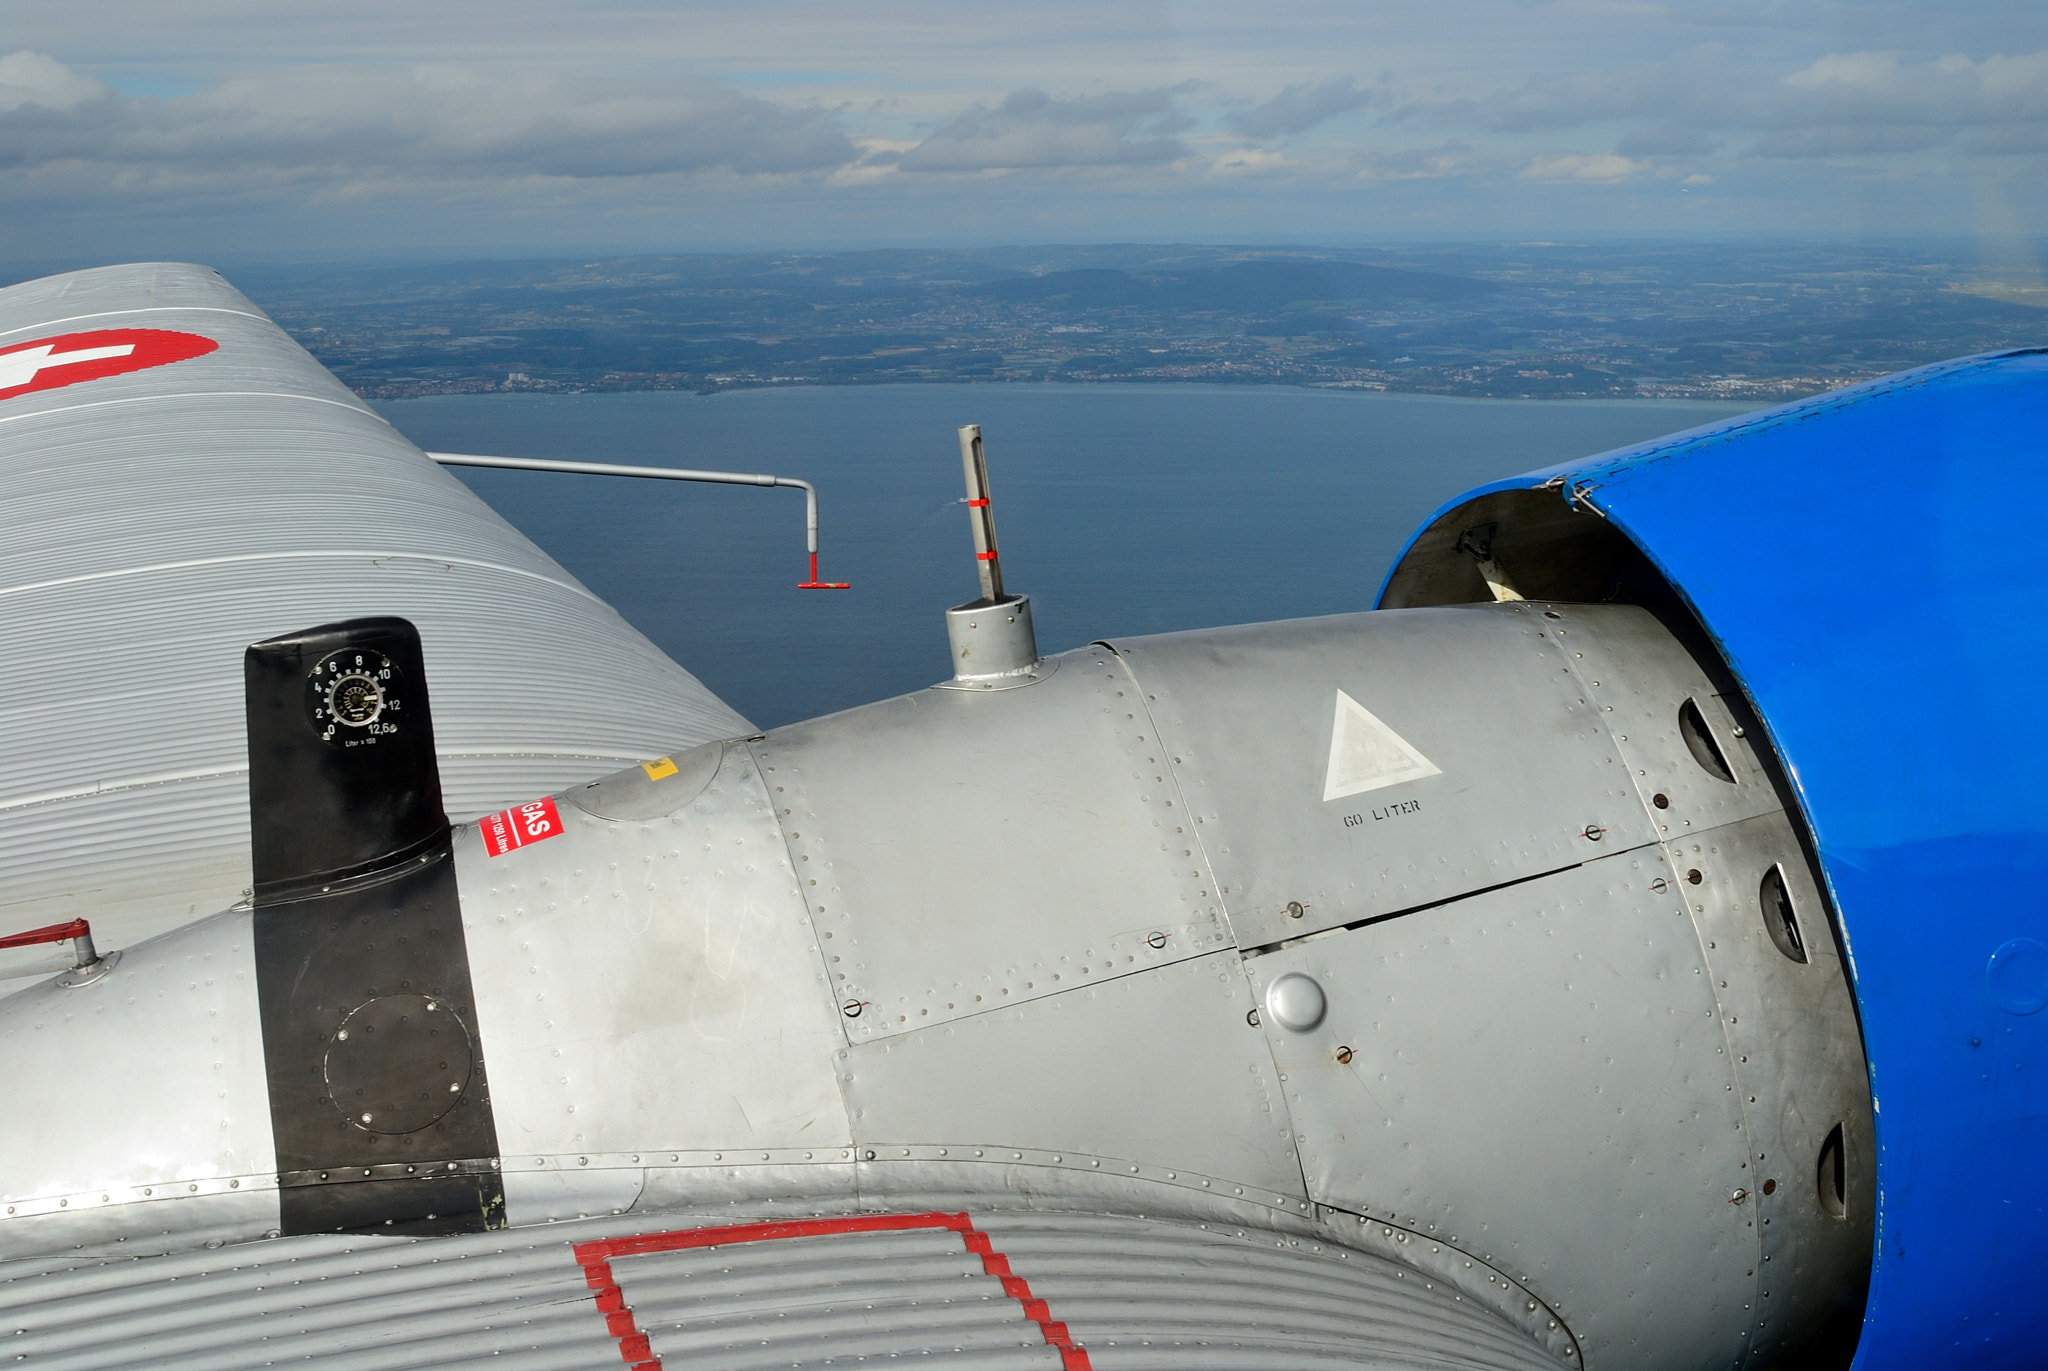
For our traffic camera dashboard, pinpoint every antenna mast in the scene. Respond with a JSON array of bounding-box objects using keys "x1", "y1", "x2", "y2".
[{"x1": 941, "y1": 424, "x2": 1041, "y2": 689}]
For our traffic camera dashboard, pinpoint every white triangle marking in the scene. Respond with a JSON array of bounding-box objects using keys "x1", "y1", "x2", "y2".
[{"x1": 1322, "y1": 689, "x2": 1441, "y2": 802}]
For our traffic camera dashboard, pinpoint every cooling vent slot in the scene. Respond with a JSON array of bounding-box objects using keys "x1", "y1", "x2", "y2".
[
  {"x1": 1759, "y1": 863, "x2": 1809, "y2": 964},
  {"x1": 1678, "y1": 697, "x2": 1736, "y2": 783},
  {"x1": 1817, "y1": 1122, "x2": 1848, "y2": 1219}
]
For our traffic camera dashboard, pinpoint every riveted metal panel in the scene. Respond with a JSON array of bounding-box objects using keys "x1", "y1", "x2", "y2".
[
  {"x1": 1245, "y1": 848, "x2": 1756, "y2": 1371},
  {"x1": 1112, "y1": 606, "x2": 1653, "y2": 948},
  {"x1": 460, "y1": 741, "x2": 852, "y2": 1225},
  {"x1": 1667, "y1": 812, "x2": 1875, "y2": 1360},
  {"x1": 565, "y1": 742, "x2": 723, "y2": 821},
  {"x1": 1537, "y1": 603, "x2": 1783, "y2": 839},
  {"x1": 0, "y1": 264, "x2": 748, "y2": 963},
  {"x1": 841, "y1": 951, "x2": 1305, "y2": 1202},
  {"x1": 754, "y1": 647, "x2": 1231, "y2": 1042},
  {"x1": 0, "y1": 909, "x2": 280, "y2": 1258}
]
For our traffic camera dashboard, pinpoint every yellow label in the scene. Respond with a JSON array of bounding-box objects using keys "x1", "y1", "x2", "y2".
[{"x1": 641, "y1": 757, "x2": 679, "y2": 781}]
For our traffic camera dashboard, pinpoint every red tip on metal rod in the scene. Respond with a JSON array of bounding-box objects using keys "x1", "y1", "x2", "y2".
[
  {"x1": 798, "y1": 550, "x2": 850, "y2": 590},
  {"x1": 0, "y1": 919, "x2": 88, "y2": 952},
  {"x1": 0, "y1": 918, "x2": 99, "y2": 969}
]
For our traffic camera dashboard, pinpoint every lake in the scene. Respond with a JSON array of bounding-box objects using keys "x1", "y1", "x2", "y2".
[{"x1": 374, "y1": 385, "x2": 1753, "y2": 728}]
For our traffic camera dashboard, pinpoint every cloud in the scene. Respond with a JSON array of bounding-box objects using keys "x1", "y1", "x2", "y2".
[
  {"x1": 1227, "y1": 78, "x2": 1373, "y2": 141},
  {"x1": 891, "y1": 88, "x2": 1190, "y2": 173},
  {"x1": 1745, "y1": 124, "x2": 1951, "y2": 159},
  {"x1": 1616, "y1": 124, "x2": 1718, "y2": 158},
  {"x1": 5, "y1": 10, "x2": 2048, "y2": 254},
  {"x1": 1778, "y1": 48, "x2": 2048, "y2": 122},
  {"x1": 1967, "y1": 122, "x2": 2048, "y2": 156},
  {"x1": 1517, "y1": 152, "x2": 1646, "y2": 183},
  {"x1": 1393, "y1": 46, "x2": 1730, "y2": 134},
  {"x1": 1390, "y1": 42, "x2": 2048, "y2": 168},
  {"x1": 0, "y1": 49, "x2": 107, "y2": 113},
  {"x1": 1353, "y1": 142, "x2": 1484, "y2": 181},
  {"x1": 1210, "y1": 146, "x2": 1302, "y2": 177},
  {"x1": 0, "y1": 53, "x2": 859, "y2": 199},
  {"x1": 1204, "y1": 138, "x2": 1481, "y2": 183},
  {"x1": 1752, "y1": 48, "x2": 2048, "y2": 159}
]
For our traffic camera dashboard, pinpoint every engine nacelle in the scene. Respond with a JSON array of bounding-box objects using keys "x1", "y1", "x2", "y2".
[{"x1": 0, "y1": 599, "x2": 1871, "y2": 1370}]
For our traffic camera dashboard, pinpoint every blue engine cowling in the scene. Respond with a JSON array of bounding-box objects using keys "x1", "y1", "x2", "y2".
[{"x1": 1381, "y1": 349, "x2": 2048, "y2": 1370}]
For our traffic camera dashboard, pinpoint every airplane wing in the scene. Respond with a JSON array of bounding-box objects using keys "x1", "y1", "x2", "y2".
[
  {"x1": 0, "y1": 264, "x2": 748, "y2": 971},
  {"x1": 0, "y1": 1209, "x2": 1568, "y2": 1370}
]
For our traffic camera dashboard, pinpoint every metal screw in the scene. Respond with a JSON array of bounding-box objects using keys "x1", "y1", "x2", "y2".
[
  {"x1": 1146, "y1": 931, "x2": 1168, "y2": 949},
  {"x1": 1335, "y1": 1046, "x2": 1355, "y2": 1065},
  {"x1": 1652, "y1": 794, "x2": 1669, "y2": 809},
  {"x1": 1730, "y1": 1188, "x2": 1749, "y2": 1204},
  {"x1": 1582, "y1": 824, "x2": 1606, "y2": 841},
  {"x1": 1687, "y1": 869, "x2": 1703, "y2": 884},
  {"x1": 841, "y1": 1000, "x2": 863, "y2": 1018},
  {"x1": 1286, "y1": 901, "x2": 1305, "y2": 919}
]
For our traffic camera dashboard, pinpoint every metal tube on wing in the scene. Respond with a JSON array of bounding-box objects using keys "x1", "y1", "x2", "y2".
[
  {"x1": 957, "y1": 425, "x2": 1003, "y2": 603},
  {"x1": 424, "y1": 453, "x2": 847, "y2": 589}
]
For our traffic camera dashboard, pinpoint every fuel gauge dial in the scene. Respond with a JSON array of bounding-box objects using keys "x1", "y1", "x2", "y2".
[{"x1": 306, "y1": 647, "x2": 405, "y2": 746}]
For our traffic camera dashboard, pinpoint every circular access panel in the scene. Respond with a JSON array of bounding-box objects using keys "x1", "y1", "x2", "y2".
[{"x1": 324, "y1": 993, "x2": 475, "y2": 1134}]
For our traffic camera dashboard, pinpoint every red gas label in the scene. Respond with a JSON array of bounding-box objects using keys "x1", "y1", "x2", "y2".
[
  {"x1": 0, "y1": 328, "x2": 218, "y2": 402},
  {"x1": 480, "y1": 796, "x2": 564, "y2": 858}
]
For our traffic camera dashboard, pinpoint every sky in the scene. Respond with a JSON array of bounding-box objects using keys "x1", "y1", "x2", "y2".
[{"x1": 2, "y1": 1, "x2": 2046, "y2": 263}]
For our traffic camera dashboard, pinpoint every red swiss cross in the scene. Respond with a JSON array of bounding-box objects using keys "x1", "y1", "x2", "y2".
[{"x1": 0, "y1": 328, "x2": 218, "y2": 402}]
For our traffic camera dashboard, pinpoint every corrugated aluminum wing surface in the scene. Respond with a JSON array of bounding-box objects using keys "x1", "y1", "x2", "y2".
[
  {"x1": 0, "y1": 263, "x2": 750, "y2": 963},
  {"x1": 0, "y1": 1209, "x2": 1564, "y2": 1370}
]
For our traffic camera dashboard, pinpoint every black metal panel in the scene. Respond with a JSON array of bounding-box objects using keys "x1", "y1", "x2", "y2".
[
  {"x1": 255, "y1": 853, "x2": 504, "y2": 1234},
  {"x1": 244, "y1": 616, "x2": 448, "y2": 899},
  {"x1": 280, "y1": 1173, "x2": 506, "y2": 1238},
  {"x1": 246, "y1": 617, "x2": 503, "y2": 1235}
]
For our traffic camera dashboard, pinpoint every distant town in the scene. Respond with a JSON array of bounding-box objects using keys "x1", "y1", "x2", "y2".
[{"x1": 216, "y1": 240, "x2": 2047, "y2": 403}]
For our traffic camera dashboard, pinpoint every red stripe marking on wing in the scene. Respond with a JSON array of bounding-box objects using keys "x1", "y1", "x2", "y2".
[{"x1": 573, "y1": 1210, "x2": 1091, "y2": 1368}]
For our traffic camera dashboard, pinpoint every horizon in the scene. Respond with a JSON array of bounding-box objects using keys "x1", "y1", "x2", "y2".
[
  {"x1": 34, "y1": 238, "x2": 2021, "y2": 407},
  {"x1": 8, "y1": 229, "x2": 2046, "y2": 279}
]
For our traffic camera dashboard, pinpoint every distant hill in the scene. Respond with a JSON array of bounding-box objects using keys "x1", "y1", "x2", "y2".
[
  {"x1": 162, "y1": 240, "x2": 2046, "y2": 402},
  {"x1": 977, "y1": 260, "x2": 1495, "y2": 314}
]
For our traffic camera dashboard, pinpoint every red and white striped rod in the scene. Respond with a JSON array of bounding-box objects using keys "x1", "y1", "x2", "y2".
[{"x1": 958, "y1": 424, "x2": 1005, "y2": 602}]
